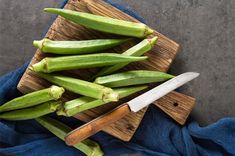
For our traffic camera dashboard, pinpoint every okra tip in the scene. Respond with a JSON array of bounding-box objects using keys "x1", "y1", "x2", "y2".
[
  {"x1": 44, "y1": 8, "x2": 63, "y2": 14},
  {"x1": 44, "y1": 8, "x2": 56, "y2": 12},
  {"x1": 137, "y1": 56, "x2": 148, "y2": 60},
  {"x1": 89, "y1": 144, "x2": 104, "y2": 156},
  {"x1": 145, "y1": 27, "x2": 154, "y2": 37},
  {"x1": 50, "y1": 85, "x2": 65, "y2": 100},
  {"x1": 149, "y1": 36, "x2": 158, "y2": 48}
]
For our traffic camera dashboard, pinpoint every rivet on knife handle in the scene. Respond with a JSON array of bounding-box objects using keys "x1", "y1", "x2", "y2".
[{"x1": 65, "y1": 103, "x2": 130, "y2": 146}]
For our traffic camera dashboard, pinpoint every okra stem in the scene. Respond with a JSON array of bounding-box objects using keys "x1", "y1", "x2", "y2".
[
  {"x1": 33, "y1": 38, "x2": 131, "y2": 55},
  {"x1": 94, "y1": 70, "x2": 175, "y2": 87},
  {"x1": 57, "y1": 86, "x2": 147, "y2": 117},
  {"x1": 0, "y1": 101, "x2": 61, "y2": 120},
  {"x1": 0, "y1": 86, "x2": 64, "y2": 113},
  {"x1": 94, "y1": 37, "x2": 158, "y2": 78},
  {"x1": 35, "y1": 72, "x2": 119, "y2": 102},
  {"x1": 44, "y1": 8, "x2": 154, "y2": 38},
  {"x1": 36, "y1": 116, "x2": 103, "y2": 156},
  {"x1": 31, "y1": 53, "x2": 147, "y2": 73}
]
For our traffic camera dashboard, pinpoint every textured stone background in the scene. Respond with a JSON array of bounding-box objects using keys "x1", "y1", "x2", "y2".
[{"x1": 0, "y1": 0, "x2": 234, "y2": 125}]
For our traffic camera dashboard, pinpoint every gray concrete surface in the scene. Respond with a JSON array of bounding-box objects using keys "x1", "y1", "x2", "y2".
[{"x1": 0, "y1": 0, "x2": 234, "y2": 126}]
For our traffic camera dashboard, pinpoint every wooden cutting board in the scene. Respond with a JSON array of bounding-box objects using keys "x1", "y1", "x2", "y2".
[{"x1": 17, "y1": 0, "x2": 195, "y2": 141}]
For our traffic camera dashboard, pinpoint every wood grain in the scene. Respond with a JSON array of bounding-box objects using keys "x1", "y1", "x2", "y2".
[
  {"x1": 154, "y1": 91, "x2": 195, "y2": 125},
  {"x1": 17, "y1": 0, "x2": 195, "y2": 141}
]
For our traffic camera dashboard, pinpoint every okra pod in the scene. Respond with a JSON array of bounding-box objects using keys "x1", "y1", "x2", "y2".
[
  {"x1": 57, "y1": 85, "x2": 147, "y2": 117},
  {"x1": 35, "y1": 72, "x2": 119, "y2": 102},
  {"x1": 94, "y1": 37, "x2": 158, "y2": 77},
  {"x1": 0, "y1": 86, "x2": 64, "y2": 113},
  {"x1": 94, "y1": 70, "x2": 175, "y2": 87},
  {"x1": 0, "y1": 101, "x2": 61, "y2": 120},
  {"x1": 33, "y1": 38, "x2": 131, "y2": 55},
  {"x1": 36, "y1": 116, "x2": 103, "y2": 156},
  {"x1": 44, "y1": 8, "x2": 154, "y2": 38},
  {"x1": 31, "y1": 53, "x2": 147, "y2": 73}
]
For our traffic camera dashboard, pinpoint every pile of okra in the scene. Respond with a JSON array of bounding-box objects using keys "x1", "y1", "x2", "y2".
[{"x1": 0, "y1": 8, "x2": 175, "y2": 155}]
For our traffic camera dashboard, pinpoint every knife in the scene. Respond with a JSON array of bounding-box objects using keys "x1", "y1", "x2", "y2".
[{"x1": 65, "y1": 72, "x2": 199, "y2": 145}]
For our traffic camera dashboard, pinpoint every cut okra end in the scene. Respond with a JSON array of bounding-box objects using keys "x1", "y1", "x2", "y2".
[
  {"x1": 50, "y1": 101, "x2": 63, "y2": 111},
  {"x1": 56, "y1": 107, "x2": 67, "y2": 116},
  {"x1": 102, "y1": 88, "x2": 119, "y2": 102},
  {"x1": 31, "y1": 59, "x2": 48, "y2": 73},
  {"x1": 33, "y1": 38, "x2": 50, "y2": 50},
  {"x1": 49, "y1": 85, "x2": 65, "y2": 100},
  {"x1": 33, "y1": 39, "x2": 43, "y2": 49}
]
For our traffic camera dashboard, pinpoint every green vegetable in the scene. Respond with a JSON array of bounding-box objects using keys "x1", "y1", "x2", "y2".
[
  {"x1": 0, "y1": 86, "x2": 64, "y2": 113},
  {"x1": 0, "y1": 101, "x2": 61, "y2": 120},
  {"x1": 94, "y1": 37, "x2": 158, "y2": 78},
  {"x1": 36, "y1": 116, "x2": 103, "y2": 156},
  {"x1": 35, "y1": 72, "x2": 119, "y2": 102},
  {"x1": 31, "y1": 53, "x2": 147, "y2": 73},
  {"x1": 94, "y1": 70, "x2": 175, "y2": 87},
  {"x1": 57, "y1": 85, "x2": 147, "y2": 117},
  {"x1": 44, "y1": 8, "x2": 154, "y2": 38},
  {"x1": 33, "y1": 38, "x2": 131, "y2": 55}
]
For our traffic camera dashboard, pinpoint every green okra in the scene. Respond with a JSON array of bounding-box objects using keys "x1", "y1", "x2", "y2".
[
  {"x1": 0, "y1": 86, "x2": 64, "y2": 113},
  {"x1": 36, "y1": 116, "x2": 103, "y2": 156},
  {"x1": 94, "y1": 37, "x2": 158, "y2": 78},
  {"x1": 44, "y1": 8, "x2": 154, "y2": 38},
  {"x1": 35, "y1": 72, "x2": 119, "y2": 102},
  {"x1": 57, "y1": 85, "x2": 147, "y2": 117},
  {"x1": 33, "y1": 38, "x2": 131, "y2": 55},
  {"x1": 31, "y1": 53, "x2": 147, "y2": 73},
  {"x1": 94, "y1": 70, "x2": 175, "y2": 88},
  {"x1": 0, "y1": 101, "x2": 61, "y2": 120}
]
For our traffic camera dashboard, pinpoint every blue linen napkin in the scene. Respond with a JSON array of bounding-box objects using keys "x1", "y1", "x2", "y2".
[{"x1": 0, "y1": 1, "x2": 235, "y2": 156}]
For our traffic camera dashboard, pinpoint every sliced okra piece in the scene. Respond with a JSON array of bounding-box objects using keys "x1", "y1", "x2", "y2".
[
  {"x1": 44, "y1": 8, "x2": 154, "y2": 38},
  {"x1": 33, "y1": 38, "x2": 131, "y2": 55},
  {"x1": 0, "y1": 86, "x2": 64, "y2": 113},
  {"x1": 36, "y1": 116, "x2": 103, "y2": 156},
  {"x1": 35, "y1": 72, "x2": 119, "y2": 102},
  {"x1": 0, "y1": 101, "x2": 61, "y2": 121},
  {"x1": 94, "y1": 70, "x2": 175, "y2": 87},
  {"x1": 31, "y1": 53, "x2": 147, "y2": 73}
]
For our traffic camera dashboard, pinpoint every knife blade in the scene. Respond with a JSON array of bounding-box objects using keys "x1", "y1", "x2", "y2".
[
  {"x1": 128, "y1": 72, "x2": 199, "y2": 112},
  {"x1": 65, "y1": 72, "x2": 199, "y2": 145}
]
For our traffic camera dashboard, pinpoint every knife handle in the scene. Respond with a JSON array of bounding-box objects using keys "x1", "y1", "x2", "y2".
[{"x1": 65, "y1": 103, "x2": 130, "y2": 146}]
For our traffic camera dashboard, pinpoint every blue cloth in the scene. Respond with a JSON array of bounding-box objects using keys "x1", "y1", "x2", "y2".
[{"x1": 0, "y1": 1, "x2": 235, "y2": 156}]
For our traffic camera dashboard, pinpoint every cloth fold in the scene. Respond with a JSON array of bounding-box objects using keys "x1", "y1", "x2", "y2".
[{"x1": 0, "y1": 1, "x2": 235, "y2": 156}]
